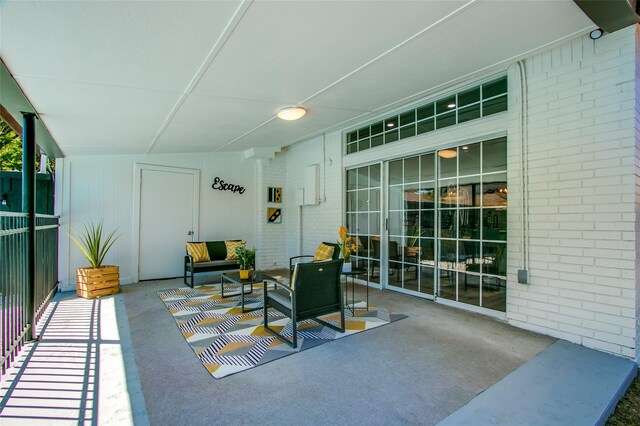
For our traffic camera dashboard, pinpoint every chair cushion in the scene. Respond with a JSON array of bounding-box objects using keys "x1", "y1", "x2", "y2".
[
  {"x1": 313, "y1": 243, "x2": 334, "y2": 262},
  {"x1": 186, "y1": 242, "x2": 210, "y2": 262},
  {"x1": 267, "y1": 288, "x2": 292, "y2": 309},
  {"x1": 225, "y1": 240, "x2": 246, "y2": 260}
]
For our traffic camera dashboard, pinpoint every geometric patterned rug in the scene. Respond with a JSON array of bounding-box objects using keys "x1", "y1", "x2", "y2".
[{"x1": 158, "y1": 283, "x2": 407, "y2": 379}]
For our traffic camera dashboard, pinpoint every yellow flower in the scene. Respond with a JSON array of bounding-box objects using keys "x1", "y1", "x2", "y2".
[{"x1": 339, "y1": 226, "x2": 348, "y2": 240}]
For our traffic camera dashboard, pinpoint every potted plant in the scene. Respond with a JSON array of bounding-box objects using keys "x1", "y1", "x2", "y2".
[
  {"x1": 405, "y1": 223, "x2": 423, "y2": 257},
  {"x1": 337, "y1": 226, "x2": 357, "y2": 272},
  {"x1": 70, "y1": 221, "x2": 120, "y2": 299},
  {"x1": 235, "y1": 246, "x2": 256, "y2": 280}
]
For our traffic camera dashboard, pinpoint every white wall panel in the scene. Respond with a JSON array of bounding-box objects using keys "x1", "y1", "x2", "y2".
[{"x1": 57, "y1": 152, "x2": 256, "y2": 290}]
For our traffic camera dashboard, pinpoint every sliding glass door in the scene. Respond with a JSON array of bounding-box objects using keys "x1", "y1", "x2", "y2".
[{"x1": 346, "y1": 137, "x2": 507, "y2": 312}]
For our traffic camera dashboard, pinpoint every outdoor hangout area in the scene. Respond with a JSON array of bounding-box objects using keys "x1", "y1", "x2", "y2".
[{"x1": 2, "y1": 1, "x2": 640, "y2": 425}]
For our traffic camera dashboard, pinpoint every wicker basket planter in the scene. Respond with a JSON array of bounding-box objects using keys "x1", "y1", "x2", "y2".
[{"x1": 76, "y1": 265, "x2": 120, "y2": 299}]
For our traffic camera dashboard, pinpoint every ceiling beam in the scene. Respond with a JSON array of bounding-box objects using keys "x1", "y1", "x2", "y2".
[
  {"x1": 0, "y1": 103, "x2": 23, "y2": 134},
  {"x1": 574, "y1": 0, "x2": 639, "y2": 33}
]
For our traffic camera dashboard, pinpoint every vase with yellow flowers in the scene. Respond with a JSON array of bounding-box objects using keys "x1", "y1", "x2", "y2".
[{"x1": 337, "y1": 226, "x2": 357, "y2": 272}]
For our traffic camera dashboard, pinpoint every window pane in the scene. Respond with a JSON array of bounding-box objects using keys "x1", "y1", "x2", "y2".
[
  {"x1": 357, "y1": 212, "x2": 369, "y2": 235},
  {"x1": 358, "y1": 138, "x2": 370, "y2": 151},
  {"x1": 404, "y1": 184, "x2": 420, "y2": 210},
  {"x1": 483, "y1": 77, "x2": 507, "y2": 99},
  {"x1": 346, "y1": 213, "x2": 356, "y2": 232},
  {"x1": 370, "y1": 188, "x2": 381, "y2": 211},
  {"x1": 400, "y1": 110, "x2": 415, "y2": 126},
  {"x1": 371, "y1": 134, "x2": 384, "y2": 148},
  {"x1": 418, "y1": 185, "x2": 435, "y2": 211},
  {"x1": 358, "y1": 126, "x2": 370, "y2": 139},
  {"x1": 439, "y1": 270, "x2": 456, "y2": 301},
  {"x1": 357, "y1": 167, "x2": 369, "y2": 189},
  {"x1": 417, "y1": 103, "x2": 434, "y2": 120},
  {"x1": 436, "y1": 111, "x2": 456, "y2": 129},
  {"x1": 483, "y1": 95, "x2": 507, "y2": 116},
  {"x1": 420, "y1": 153, "x2": 435, "y2": 182},
  {"x1": 482, "y1": 276, "x2": 506, "y2": 312},
  {"x1": 384, "y1": 116, "x2": 398, "y2": 129},
  {"x1": 483, "y1": 242, "x2": 506, "y2": 276},
  {"x1": 404, "y1": 157, "x2": 420, "y2": 183},
  {"x1": 420, "y1": 210, "x2": 435, "y2": 238},
  {"x1": 439, "y1": 178, "x2": 457, "y2": 208},
  {"x1": 346, "y1": 191, "x2": 356, "y2": 212},
  {"x1": 370, "y1": 164, "x2": 381, "y2": 187},
  {"x1": 436, "y1": 96, "x2": 456, "y2": 114},
  {"x1": 389, "y1": 185, "x2": 403, "y2": 210},
  {"x1": 400, "y1": 125, "x2": 416, "y2": 140},
  {"x1": 389, "y1": 160, "x2": 403, "y2": 185},
  {"x1": 419, "y1": 266, "x2": 435, "y2": 295},
  {"x1": 458, "y1": 272, "x2": 480, "y2": 307},
  {"x1": 371, "y1": 122, "x2": 384, "y2": 135},
  {"x1": 438, "y1": 152, "x2": 457, "y2": 179},
  {"x1": 370, "y1": 213, "x2": 380, "y2": 235},
  {"x1": 458, "y1": 143, "x2": 480, "y2": 176},
  {"x1": 482, "y1": 173, "x2": 507, "y2": 207},
  {"x1": 389, "y1": 211, "x2": 403, "y2": 236},
  {"x1": 385, "y1": 129, "x2": 399, "y2": 143},
  {"x1": 417, "y1": 118, "x2": 434, "y2": 135},
  {"x1": 459, "y1": 175, "x2": 480, "y2": 207},
  {"x1": 458, "y1": 104, "x2": 481, "y2": 124},
  {"x1": 439, "y1": 239, "x2": 457, "y2": 269},
  {"x1": 439, "y1": 209, "x2": 457, "y2": 238},
  {"x1": 483, "y1": 208, "x2": 506, "y2": 241},
  {"x1": 458, "y1": 87, "x2": 480, "y2": 107},
  {"x1": 459, "y1": 240, "x2": 481, "y2": 273},
  {"x1": 357, "y1": 189, "x2": 369, "y2": 211},
  {"x1": 348, "y1": 131, "x2": 358, "y2": 143},
  {"x1": 459, "y1": 208, "x2": 480, "y2": 240},
  {"x1": 483, "y1": 138, "x2": 507, "y2": 173},
  {"x1": 347, "y1": 169, "x2": 357, "y2": 190},
  {"x1": 347, "y1": 142, "x2": 357, "y2": 154}
]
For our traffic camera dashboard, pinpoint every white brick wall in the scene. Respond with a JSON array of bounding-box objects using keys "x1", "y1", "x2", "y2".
[
  {"x1": 635, "y1": 25, "x2": 640, "y2": 362},
  {"x1": 507, "y1": 26, "x2": 638, "y2": 360},
  {"x1": 255, "y1": 153, "x2": 287, "y2": 269},
  {"x1": 284, "y1": 133, "x2": 343, "y2": 260}
]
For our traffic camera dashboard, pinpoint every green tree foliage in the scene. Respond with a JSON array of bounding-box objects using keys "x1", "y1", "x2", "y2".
[{"x1": 0, "y1": 120, "x2": 54, "y2": 172}]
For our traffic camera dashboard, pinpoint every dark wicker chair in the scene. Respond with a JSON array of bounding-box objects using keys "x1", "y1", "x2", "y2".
[
  {"x1": 263, "y1": 259, "x2": 345, "y2": 348},
  {"x1": 289, "y1": 242, "x2": 340, "y2": 276}
]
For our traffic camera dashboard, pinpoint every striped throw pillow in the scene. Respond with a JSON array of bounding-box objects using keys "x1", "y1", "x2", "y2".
[
  {"x1": 313, "y1": 243, "x2": 334, "y2": 262},
  {"x1": 225, "y1": 240, "x2": 246, "y2": 260},
  {"x1": 186, "y1": 242, "x2": 210, "y2": 263}
]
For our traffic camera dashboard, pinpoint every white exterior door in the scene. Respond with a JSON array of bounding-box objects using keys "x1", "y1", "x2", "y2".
[{"x1": 139, "y1": 168, "x2": 198, "y2": 280}]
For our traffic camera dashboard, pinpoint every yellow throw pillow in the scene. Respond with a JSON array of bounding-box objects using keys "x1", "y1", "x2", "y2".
[
  {"x1": 186, "y1": 242, "x2": 210, "y2": 263},
  {"x1": 313, "y1": 243, "x2": 334, "y2": 262},
  {"x1": 225, "y1": 240, "x2": 246, "y2": 260}
]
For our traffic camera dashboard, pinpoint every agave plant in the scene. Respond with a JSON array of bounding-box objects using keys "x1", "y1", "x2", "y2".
[{"x1": 69, "y1": 221, "x2": 119, "y2": 269}]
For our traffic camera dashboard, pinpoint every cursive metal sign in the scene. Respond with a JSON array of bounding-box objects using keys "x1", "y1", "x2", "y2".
[{"x1": 212, "y1": 176, "x2": 246, "y2": 194}]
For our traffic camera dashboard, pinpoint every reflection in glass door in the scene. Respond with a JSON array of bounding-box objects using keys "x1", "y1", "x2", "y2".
[
  {"x1": 346, "y1": 164, "x2": 381, "y2": 285},
  {"x1": 387, "y1": 155, "x2": 435, "y2": 296}
]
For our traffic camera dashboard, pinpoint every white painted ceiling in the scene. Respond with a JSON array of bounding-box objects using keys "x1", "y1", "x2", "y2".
[{"x1": 0, "y1": 1, "x2": 594, "y2": 157}]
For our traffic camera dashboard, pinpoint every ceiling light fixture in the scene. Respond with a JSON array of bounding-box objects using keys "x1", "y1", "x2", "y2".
[
  {"x1": 437, "y1": 149, "x2": 457, "y2": 159},
  {"x1": 447, "y1": 103, "x2": 456, "y2": 108},
  {"x1": 589, "y1": 28, "x2": 604, "y2": 40},
  {"x1": 387, "y1": 122, "x2": 395, "y2": 127},
  {"x1": 277, "y1": 106, "x2": 307, "y2": 121},
  {"x1": 462, "y1": 146, "x2": 469, "y2": 150}
]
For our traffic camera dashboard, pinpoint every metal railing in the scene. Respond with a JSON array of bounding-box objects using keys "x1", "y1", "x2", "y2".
[{"x1": 1, "y1": 212, "x2": 59, "y2": 375}]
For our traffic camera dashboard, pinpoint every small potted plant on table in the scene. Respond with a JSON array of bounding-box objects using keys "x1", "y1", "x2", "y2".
[
  {"x1": 235, "y1": 246, "x2": 256, "y2": 279},
  {"x1": 70, "y1": 221, "x2": 119, "y2": 299}
]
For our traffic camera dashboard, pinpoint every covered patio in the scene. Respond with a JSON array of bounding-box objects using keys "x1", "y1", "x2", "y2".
[{"x1": 2, "y1": 1, "x2": 640, "y2": 424}]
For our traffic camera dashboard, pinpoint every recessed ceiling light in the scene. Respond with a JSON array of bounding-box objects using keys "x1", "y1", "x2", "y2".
[
  {"x1": 387, "y1": 122, "x2": 395, "y2": 127},
  {"x1": 277, "y1": 106, "x2": 307, "y2": 121},
  {"x1": 447, "y1": 103, "x2": 456, "y2": 108},
  {"x1": 437, "y1": 149, "x2": 457, "y2": 159},
  {"x1": 462, "y1": 146, "x2": 469, "y2": 150}
]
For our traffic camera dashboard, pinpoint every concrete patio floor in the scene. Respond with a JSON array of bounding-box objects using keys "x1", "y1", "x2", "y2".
[{"x1": 1, "y1": 273, "x2": 636, "y2": 425}]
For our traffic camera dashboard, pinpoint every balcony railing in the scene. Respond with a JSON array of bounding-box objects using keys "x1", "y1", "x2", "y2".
[{"x1": 1, "y1": 212, "x2": 59, "y2": 376}]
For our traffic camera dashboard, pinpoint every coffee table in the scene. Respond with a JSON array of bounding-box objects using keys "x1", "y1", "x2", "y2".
[{"x1": 220, "y1": 271, "x2": 275, "y2": 313}]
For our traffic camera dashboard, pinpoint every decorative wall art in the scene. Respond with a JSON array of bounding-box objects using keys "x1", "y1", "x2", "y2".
[
  {"x1": 268, "y1": 187, "x2": 282, "y2": 203},
  {"x1": 267, "y1": 208, "x2": 282, "y2": 223}
]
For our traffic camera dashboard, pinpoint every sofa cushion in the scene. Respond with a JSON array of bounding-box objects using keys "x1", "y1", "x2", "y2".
[
  {"x1": 186, "y1": 242, "x2": 210, "y2": 262},
  {"x1": 205, "y1": 241, "x2": 228, "y2": 260},
  {"x1": 225, "y1": 240, "x2": 246, "y2": 260},
  {"x1": 191, "y1": 259, "x2": 237, "y2": 269}
]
